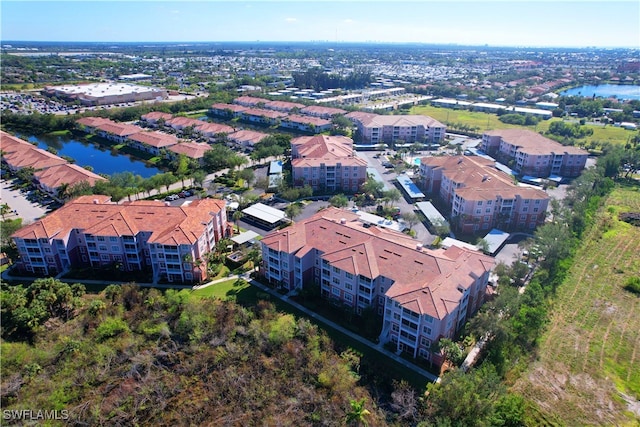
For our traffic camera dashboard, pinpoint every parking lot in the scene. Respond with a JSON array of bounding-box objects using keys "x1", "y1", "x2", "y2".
[{"x1": 1, "y1": 179, "x2": 49, "y2": 223}]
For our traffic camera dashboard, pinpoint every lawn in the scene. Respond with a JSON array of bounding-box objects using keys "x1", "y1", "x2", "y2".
[
  {"x1": 410, "y1": 104, "x2": 636, "y2": 146},
  {"x1": 513, "y1": 184, "x2": 640, "y2": 426},
  {"x1": 191, "y1": 277, "x2": 260, "y2": 304}
]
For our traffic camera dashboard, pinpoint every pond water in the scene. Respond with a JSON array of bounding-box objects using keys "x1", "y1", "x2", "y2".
[
  {"x1": 24, "y1": 133, "x2": 161, "y2": 178},
  {"x1": 560, "y1": 84, "x2": 640, "y2": 101}
]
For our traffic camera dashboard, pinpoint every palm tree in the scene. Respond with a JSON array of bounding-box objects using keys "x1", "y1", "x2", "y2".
[
  {"x1": 0, "y1": 203, "x2": 11, "y2": 220},
  {"x1": 345, "y1": 398, "x2": 371, "y2": 426},
  {"x1": 232, "y1": 210, "x2": 243, "y2": 234}
]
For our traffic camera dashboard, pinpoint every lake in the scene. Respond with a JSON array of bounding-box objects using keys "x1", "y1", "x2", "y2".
[
  {"x1": 24, "y1": 133, "x2": 161, "y2": 178},
  {"x1": 560, "y1": 84, "x2": 640, "y2": 101}
]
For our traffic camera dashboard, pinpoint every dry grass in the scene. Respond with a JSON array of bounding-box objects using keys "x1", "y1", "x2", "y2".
[{"x1": 513, "y1": 185, "x2": 640, "y2": 426}]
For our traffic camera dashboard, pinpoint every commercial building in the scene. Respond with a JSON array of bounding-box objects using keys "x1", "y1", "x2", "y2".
[
  {"x1": 346, "y1": 111, "x2": 446, "y2": 146},
  {"x1": 260, "y1": 207, "x2": 494, "y2": 363},
  {"x1": 481, "y1": 129, "x2": 588, "y2": 178},
  {"x1": 419, "y1": 155, "x2": 549, "y2": 233},
  {"x1": 11, "y1": 196, "x2": 228, "y2": 283},
  {"x1": 44, "y1": 82, "x2": 167, "y2": 106},
  {"x1": 291, "y1": 135, "x2": 367, "y2": 192}
]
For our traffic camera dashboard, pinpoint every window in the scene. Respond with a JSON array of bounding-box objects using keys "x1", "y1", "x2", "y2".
[
  {"x1": 345, "y1": 282, "x2": 353, "y2": 290},
  {"x1": 111, "y1": 246, "x2": 119, "y2": 252},
  {"x1": 533, "y1": 208, "x2": 539, "y2": 213},
  {"x1": 486, "y1": 200, "x2": 492, "y2": 206},
  {"x1": 344, "y1": 293, "x2": 353, "y2": 303},
  {"x1": 423, "y1": 326, "x2": 432, "y2": 335},
  {"x1": 97, "y1": 236, "x2": 105, "y2": 242},
  {"x1": 332, "y1": 266, "x2": 339, "y2": 273},
  {"x1": 485, "y1": 208, "x2": 491, "y2": 213},
  {"x1": 99, "y1": 245, "x2": 107, "y2": 251},
  {"x1": 476, "y1": 209, "x2": 481, "y2": 214},
  {"x1": 393, "y1": 312, "x2": 400, "y2": 320},
  {"x1": 345, "y1": 272, "x2": 353, "y2": 279},
  {"x1": 332, "y1": 277, "x2": 340, "y2": 284},
  {"x1": 523, "y1": 207, "x2": 528, "y2": 212},
  {"x1": 392, "y1": 324, "x2": 399, "y2": 332},
  {"x1": 421, "y1": 337, "x2": 431, "y2": 348},
  {"x1": 110, "y1": 236, "x2": 118, "y2": 242},
  {"x1": 332, "y1": 287, "x2": 340, "y2": 296}
]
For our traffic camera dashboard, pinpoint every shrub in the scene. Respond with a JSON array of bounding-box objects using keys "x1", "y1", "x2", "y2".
[
  {"x1": 623, "y1": 277, "x2": 640, "y2": 295},
  {"x1": 95, "y1": 317, "x2": 130, "y2": 341}
]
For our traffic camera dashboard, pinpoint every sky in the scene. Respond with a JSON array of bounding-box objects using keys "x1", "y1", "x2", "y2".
[{"x1": 1, "y1": 1, "x2": 639, "y2": 48}]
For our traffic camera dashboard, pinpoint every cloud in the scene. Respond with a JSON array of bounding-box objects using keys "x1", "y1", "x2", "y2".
[
  {"x1": 343, "y1": 19, "x2": 354, "y2": 24},
  {"x1": 285, "y1": 17, "x2": 297, "y2": 23}
]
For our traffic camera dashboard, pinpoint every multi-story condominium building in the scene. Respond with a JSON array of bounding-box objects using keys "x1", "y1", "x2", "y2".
[
  {"x1": 34, "y1": 164, "x2": 107, "y2": 197},
  {"x1": 11, "y1": 196, "x2": 228, "y2": 284},
  {"x1": 280, "y1": 115, "x2": 332, "y2": 133},
  {"x1": 481, "y1": 129, "x2": 588, "y2": 177},
  {"x1": 300, "y1": 105, "x2": 347, "y2": 119},
  {"x1": 260, "y1": 207, "x2": 494, "y2": 364},
  {"x1": 226, "y1": 130, "x2": 269, "y2": 152},
  {"x1": 140, "y1": 111, "x2": 173, "y2": 127},
  {"x1": 210, "y1": 103, "x2": 248, "y2": 119},
  {"x1": 167, "y1": 142, "x2": 212, "y2": 166},
  {"x1": 346, "y1": 111, "x2": 446, "y2": 146},
  {"x1": 127, "y1": 131, "x2": 179, "y2": 156},
  {"x1": 1, "y1": 131, "x2": 68, "y2": 172},
  {"x1": 291, "y1": 135, "x2": 367, "y2": 192},
  {"x1": 420, "y1": 156, "x2": 550, "y2": 233}
]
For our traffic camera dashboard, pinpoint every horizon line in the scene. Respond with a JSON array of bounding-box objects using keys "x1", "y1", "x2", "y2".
[{"x1": 2, "y1": 40, "x2": 638, "y2": 50}]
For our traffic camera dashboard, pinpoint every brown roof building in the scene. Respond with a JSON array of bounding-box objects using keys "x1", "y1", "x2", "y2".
[
  {"x1": 291, "y1": 135, "x2": 367, "y2": 192},
  {"x1": 12, "y1": 196, "x2": 228, "y2": 283},
  {"x1": 261, "y1": 207, "x2": 494, "y2": 363},
  {"x1": 420, "y1": 155, "x2": 550, "y2": 233},
  {"x1": 481, "y1": 129, "x2": 589, "y2": 177},
  {"x1": 34, "y1": 164, "x2": 107, "y2": 196}
]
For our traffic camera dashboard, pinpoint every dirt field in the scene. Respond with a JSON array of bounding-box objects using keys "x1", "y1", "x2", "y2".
[{"x1": 513, "y1": 185, "x2": 640, "y2": 426}]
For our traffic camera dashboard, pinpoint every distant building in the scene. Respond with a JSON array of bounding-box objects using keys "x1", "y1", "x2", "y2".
[
  {"x1": 346, "y1": 111, "x2": 446, "y2": 146},
  {"x1": 291, "y1": 135, "x2": 367, "y2": 192},
  {"x1": 481, "y1": 129, "x2": 588, "y2": 177},
  {"x1": 44, "y1": 82, "x2": 167, "y2": 106},
  {"x1": 226, "y1": 130, "x2": 269, "y2": 151},
  {"x1": 11, "y1": 196, "x2": 228, "y2": 283}
]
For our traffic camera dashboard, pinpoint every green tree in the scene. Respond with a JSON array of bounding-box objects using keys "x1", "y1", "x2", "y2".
[
  {"x1": 345, "y1": 398, "x2": 371, "y2": 426},
  {"x1": 285, "y1": 203, "x2": 302, "y2": 222},
  {"x1": 329, "y1": 194, "x2": 349, "y2": 208}
]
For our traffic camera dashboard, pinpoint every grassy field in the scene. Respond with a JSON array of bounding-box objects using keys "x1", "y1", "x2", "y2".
[
  {"x1": 410, "y1": 104, "x2": 636, "y2": 146},
  {"x1": 513, "y1": 184, "x2": 640, "y2": 426}
]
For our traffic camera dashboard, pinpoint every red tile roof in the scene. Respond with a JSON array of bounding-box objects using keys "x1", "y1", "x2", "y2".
[
  {"x1": 95, "y1": 121, "x2": 143, "y2": 137},
  {"x1": 211, "y1": 103, "x2": 248, "y2": 113},
  {"x1": 420, "y1": 155, "x2": 548, "y2": 200},
  {"x1": 34, "y1": 163, "x2": 107, "y2": 190},
  {"x1": 13, "y1": 197, "x2": 226, "y2": 246},
  {"x1": 128, "y1": 131, "x2": 179, "y2": 148},
  {"x1": 194, "y1": 122, "x2": 235, "y2": 135},
  {"x1": 1, "y1": 133, "x2": 68, "y2": 171},
  {"x1": 227, "y1": 129, "x2": 269, "y2": 145},
  {"x1": 141, "y1": 112, "x2": 173, "y2": 122},
  {"x1": 262, "y1": 208, "x2": 494, "y2": 319},
  {"x1": 168, "y1": 142, "x2": 212, "y2": 159}
]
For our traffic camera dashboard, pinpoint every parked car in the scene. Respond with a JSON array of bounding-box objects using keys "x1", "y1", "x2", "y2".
[{"x1": 165, "y1": 194, "x2": 179, "y2": 201}]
